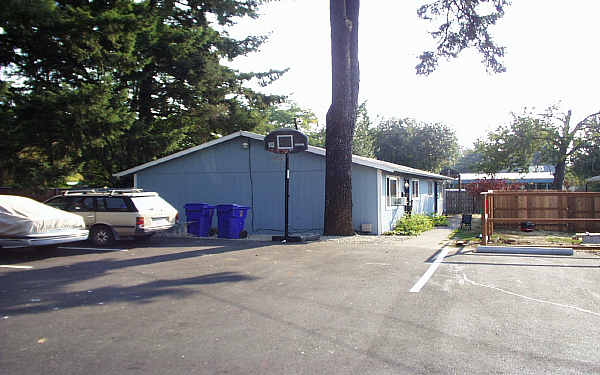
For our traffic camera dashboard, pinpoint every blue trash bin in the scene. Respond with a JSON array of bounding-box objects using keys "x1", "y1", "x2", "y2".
[
  {"x1": 184, "y1": 203, "x2": 215, "y2": 237},
  {"x1": 216, "y1": 204, "x2": 250, "y2": 239}
]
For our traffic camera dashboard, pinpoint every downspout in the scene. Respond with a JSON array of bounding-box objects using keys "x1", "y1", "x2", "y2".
[
  {"x1": 376, "y1": 169, "x2": 382, "y2": 235},
  {"x1": 247, "y1": 138, "x2": 255, "y2": 233},
  {"x1": 434, "y1": 181, "x2": 438, "y2": 214}
]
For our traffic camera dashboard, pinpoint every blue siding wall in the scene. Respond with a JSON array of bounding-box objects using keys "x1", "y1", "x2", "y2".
[
  {"x1": 135, "y1": 136, "x2": 381, "y2": 235},
  {"x1": 136, "y1": 137, "x2": 254, "y2": 232},
  {"x1": 250, "y1": 138, "x2": 326, "y2": 233},
  {"x1": 351, "y1": 164, "x2": 379, "y2": 232}
]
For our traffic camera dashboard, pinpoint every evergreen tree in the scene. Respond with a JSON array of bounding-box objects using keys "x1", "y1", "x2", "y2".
[
  {"x1": 0, "y1": 0, "x2": 284, "y2": 188},
  {"x1": 325, "y1": 0, "x2": 360, "y2": 236},
  {"x1": 325, "y1": 0, "x2": 508, "y2": 234},
  {"x1": 352, "y1": 101, "x2": 375, "y2": 158}
]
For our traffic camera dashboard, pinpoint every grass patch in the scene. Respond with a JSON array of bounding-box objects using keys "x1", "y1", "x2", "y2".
[
  {"x1": 449, "y1": 229, "x2": 480, "y2": 242},
  {"x1": 547, "y1": 236, "x2": 582, "y2": 245}
]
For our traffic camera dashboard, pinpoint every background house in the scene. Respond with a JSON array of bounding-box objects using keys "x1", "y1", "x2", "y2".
[
  {"x1": 457, "y1": 166, "x2": 555, "y2": 190},
  {"x1": 585, "y1": 175, "x2": 600, "y2": 191},
  {"x1": 115, "y1": 131, "x2": 452, "y2": 235}
]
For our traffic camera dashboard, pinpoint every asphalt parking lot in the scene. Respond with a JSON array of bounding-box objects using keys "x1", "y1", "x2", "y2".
[{"x1": 1, "y1": 230, "x2": 599, "y2": 374}]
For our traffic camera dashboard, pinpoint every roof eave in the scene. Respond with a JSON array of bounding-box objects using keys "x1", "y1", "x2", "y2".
[
  {"x1": 113, "y1": 131, "x2": 262, "y2": 177},
  {"x1": 114, "y1": 130, "x2": 453, "y2": 181}
]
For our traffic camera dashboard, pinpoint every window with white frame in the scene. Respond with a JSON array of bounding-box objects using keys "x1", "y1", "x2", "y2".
[
  {"x1": 412, "y1": 180, "x2": 419, "y2": 197},
  {"x1": 386, "y1": 176, "x2": 402, "y2": 206}
]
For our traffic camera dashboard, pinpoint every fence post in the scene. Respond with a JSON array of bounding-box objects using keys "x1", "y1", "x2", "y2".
[
  {"x1": 489, "y1": 193, "x2": 494, "y2": 236},
  {"x1": 482, "y1": 192, "x2": 488, "y2": 245}
]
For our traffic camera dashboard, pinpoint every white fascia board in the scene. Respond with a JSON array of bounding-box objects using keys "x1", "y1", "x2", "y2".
[
  {"x1": 376, "y1": 169, "x2": 383, "y2": 235},
  {"x1": 114, "y1": 131, "x2": 253, "y2": 177},
  {"x1": 307, "y1": 145, "x2": 451, "y2": 180},
  {"x1": 114, "y1": 129, "x2": 453, "y2": 181}
]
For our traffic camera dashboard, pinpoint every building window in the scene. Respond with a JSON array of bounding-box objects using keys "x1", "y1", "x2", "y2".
[
  {"x1": 428, "y1": 181, "x2": 433, "y2": 195},
  {"x1": 386, "y1": 177, "x2": 402, "y2": 206},
  {"x1": 412, "y1": 180, "x2": 419, "y2": 197}
]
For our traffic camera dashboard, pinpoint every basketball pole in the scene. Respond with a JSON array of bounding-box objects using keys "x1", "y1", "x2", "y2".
[
  {"x1": 284, "y1": 152, "x2": 289, "y2": 241},
  {"x1": 273, "y1": 151, "x2": 300, "y2": 243}
]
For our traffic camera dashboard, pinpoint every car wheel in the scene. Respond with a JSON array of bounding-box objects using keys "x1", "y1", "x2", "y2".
[{"x1": 91, "y1": 226, "x2": 114, "y2": 247}]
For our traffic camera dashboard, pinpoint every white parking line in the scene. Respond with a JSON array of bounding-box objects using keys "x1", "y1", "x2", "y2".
[
  {"x1": 0, "y1": 265, "x2": 33, "y2": 269},
  {"x1": 462, "y1": 274, "x2": 600, "y2": 317},
  {"x1": 58, "y1": 247, "x2": 127, "y2": 252},
  {"x1": 409, "y1": 245, "x2": 451, "y2": 293}
]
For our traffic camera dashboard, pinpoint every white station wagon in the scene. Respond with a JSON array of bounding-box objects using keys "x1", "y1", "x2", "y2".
[{"x1": 45, "y1": 189, "x2": 178, "y2": 246}]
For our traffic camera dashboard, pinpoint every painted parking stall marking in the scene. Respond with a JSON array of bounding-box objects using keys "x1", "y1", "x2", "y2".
[
  {"x1": 409, "y1": 245, "x2": 451, "y2": 293},
  {"x1": 0, "y1": 265, "x2": 33, "y2": 269},
  {"x1": 58, "y1": 246, "x2": 127, "y2": 252}
]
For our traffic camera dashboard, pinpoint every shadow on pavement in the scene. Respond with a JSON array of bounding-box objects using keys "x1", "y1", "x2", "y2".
[
  {"x1": 2, "y1": 271, "x2": 258, "y2": 316},
  {"x1": 0, "y1": 243, "x2": 265, "y2": 317},
  {"x1": 0, "y1": 238, "x2": 275, "y2": 262}
]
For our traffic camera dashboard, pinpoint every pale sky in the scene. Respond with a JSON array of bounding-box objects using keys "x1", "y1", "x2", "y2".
[{"x1": 227, "y1": 0, "x2": 600, "y2": 147}]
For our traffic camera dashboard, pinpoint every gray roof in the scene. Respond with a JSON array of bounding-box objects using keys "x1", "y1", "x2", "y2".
[{"x1": 114, "y1": 130, "x2": 453, "y2": 181}]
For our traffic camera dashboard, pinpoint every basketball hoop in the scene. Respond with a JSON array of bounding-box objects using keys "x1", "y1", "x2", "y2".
[
  {"x1": 264, "y1": 128, "x2": 309, "y2": 243},
  {"x1": 264, "y1": 128, "x2": 308, "y2": 154}
]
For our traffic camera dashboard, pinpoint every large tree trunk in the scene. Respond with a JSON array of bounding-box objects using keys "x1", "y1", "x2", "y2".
[
  {"x1": 552, "y1": 159, "x2": 567, "y2": 190},
  {"x1": 324, "y1": 0, "x2": 360, "y2": 236}
]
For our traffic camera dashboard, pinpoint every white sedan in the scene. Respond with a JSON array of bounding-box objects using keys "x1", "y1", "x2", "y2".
[{"x1": 0, "y1": 195, "x2": 89, "y2": 248}]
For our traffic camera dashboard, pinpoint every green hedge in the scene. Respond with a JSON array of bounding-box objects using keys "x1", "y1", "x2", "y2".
[
  {"x1": 384, "y1": 213, "x2": 449, "y2": 236},
  {"x1": 429, "y1": 213, "x2": 449, "y2": 226},
  {"x1": 384, "y1": 214, "x2": 434, "y2": 236}
]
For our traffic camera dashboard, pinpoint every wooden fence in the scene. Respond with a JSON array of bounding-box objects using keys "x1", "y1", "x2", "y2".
[
  {"x1": 444, "y1": 190, "x2": 483, "y2": 214},
  {"x1": 481, "y1": 191, "x2": 600, "y2": 244}
]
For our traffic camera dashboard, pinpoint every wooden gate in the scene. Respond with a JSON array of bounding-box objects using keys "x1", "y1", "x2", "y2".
[{"x1": 445, "y1": 190, "x2": 482, "y2": 214}]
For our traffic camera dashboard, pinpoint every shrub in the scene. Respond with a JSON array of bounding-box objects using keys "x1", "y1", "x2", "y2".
[
  {"x1": 465, "y1": 179, "x2": 524, "y2": 196},
  {"x1": 386, "y1": 214, "x2": 434, "y2": 236},
  {"x1": 429, "y1": 214, "x2": 449, "y2": 226}
]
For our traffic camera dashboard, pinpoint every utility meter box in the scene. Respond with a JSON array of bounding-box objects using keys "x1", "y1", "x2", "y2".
[{"x1": 264, "y1": 128, "x2": 308, "y2": 154}]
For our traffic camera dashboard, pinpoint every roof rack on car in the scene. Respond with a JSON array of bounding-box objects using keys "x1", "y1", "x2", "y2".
[
  {"x1": 63, "y1": 188, "x2": 144, "y2": 195},
  {"x1": 107, "y1": 188, "x2": 144, "y2": 196},
  {"x1": 64, "y1": 189, "x2": 98, "y2": 195}
]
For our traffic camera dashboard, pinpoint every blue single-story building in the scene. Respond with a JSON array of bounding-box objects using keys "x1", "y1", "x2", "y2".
[{"x1": 114, "y1": 131, "x2": 453, "y2": 235}]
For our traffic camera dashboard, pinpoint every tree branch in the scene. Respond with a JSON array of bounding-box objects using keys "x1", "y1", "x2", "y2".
[{"x1": 574, "y1": 110, "x2": 600, "y2": 132}]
